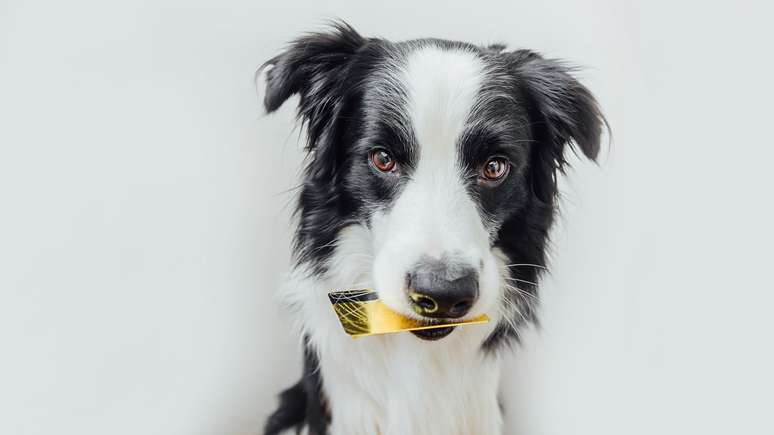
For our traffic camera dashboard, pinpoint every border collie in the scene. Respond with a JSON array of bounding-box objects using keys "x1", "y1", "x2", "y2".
[{"x1": 259, "y1": 22, "x2": 606, "y2": 435}]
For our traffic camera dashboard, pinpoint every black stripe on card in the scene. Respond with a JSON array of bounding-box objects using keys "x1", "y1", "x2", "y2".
[{"x1": 328, "y1": 290, "x2": 378, "y2": 304}]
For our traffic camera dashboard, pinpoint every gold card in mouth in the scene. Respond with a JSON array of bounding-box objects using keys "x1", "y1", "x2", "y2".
[{"x1": 328, "y1": 289, "x2": 489, "y2": 338}]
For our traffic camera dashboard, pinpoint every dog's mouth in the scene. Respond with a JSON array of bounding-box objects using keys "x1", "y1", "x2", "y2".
[{"x1": 410, "y1": 326, "x2": 456, "y2": 341}]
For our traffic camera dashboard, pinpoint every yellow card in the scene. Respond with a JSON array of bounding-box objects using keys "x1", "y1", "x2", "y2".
[{"x1": 328, "y1": 289, "x2": 489, "y2": 338}]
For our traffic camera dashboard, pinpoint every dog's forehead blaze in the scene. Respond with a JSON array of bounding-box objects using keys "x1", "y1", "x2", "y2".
[{"x1": 399, "y1": 46, "x2": 485, "y2": 164}]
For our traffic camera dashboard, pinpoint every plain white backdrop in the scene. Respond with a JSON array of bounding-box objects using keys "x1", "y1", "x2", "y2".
[{"x1": 2, "y1": 1, "x2": 773, "y2": 434}]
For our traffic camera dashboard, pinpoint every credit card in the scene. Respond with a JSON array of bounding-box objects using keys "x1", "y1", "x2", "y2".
[{"x1": 328, "y1": 289, "x2": 489, "y2": 338}]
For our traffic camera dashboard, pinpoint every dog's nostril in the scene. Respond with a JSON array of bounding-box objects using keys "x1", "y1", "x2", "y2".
[
  {"x1": 410, "y1": 293, "x2": 438, "y2": 314},
  {"x1": 451, "y1": 300, "x2": 473, "y2": 315}
]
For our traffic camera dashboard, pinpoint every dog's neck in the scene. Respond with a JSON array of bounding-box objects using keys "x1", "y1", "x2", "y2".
[{"x1": 316, "y1": 324, "x2": 503, "y2": 435}]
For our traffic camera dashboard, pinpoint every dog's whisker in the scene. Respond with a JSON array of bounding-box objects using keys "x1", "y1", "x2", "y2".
[
  {"x1": 504, "y1": 288, "x2": 539, "y2": 305},
  {"x1": 504, "y1": 276, "x2": 539, "y2": 286},
  {"x1": 334, "y1": 282, "x2": 372, "y2": 290},
  {"x1": 499, "y1": 294, "x2": 527, "y2": 332},
  {"x1": 329, "y1": 289, "x2": 373, "y2": 302},
  {"x1": 503, "y1": 283, "x2": 540, "y2": 302},
  {"x1": 308, "y1": 240, "x2": 340, "y2": 255},
  {"x1": 500, "y1": 263, "x2": 549, "y2": 271}
]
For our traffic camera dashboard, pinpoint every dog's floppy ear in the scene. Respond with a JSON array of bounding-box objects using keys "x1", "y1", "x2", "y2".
[
  {"x1": 260, "y1": 22, "x2": 366, "y2": 153},
  {"x1": 508, "y1": 50, "x2": 607, "y2": 201}
]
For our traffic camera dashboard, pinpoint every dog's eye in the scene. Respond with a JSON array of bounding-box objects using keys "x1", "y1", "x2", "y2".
[
  {"x1": 370, "y1": 149, "x2": 396, "y2": 173},
  {"x1": 481, "y1": 157, "x2": 510, "y2": 182}
]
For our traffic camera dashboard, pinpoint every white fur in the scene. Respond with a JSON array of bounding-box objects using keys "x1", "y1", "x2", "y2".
[
  {"x1": 374, "y1": 46, "x2": 501, "y2": 320},
  {"x1": 283, "y1": 47, "x2": 509, "y2": 434}
]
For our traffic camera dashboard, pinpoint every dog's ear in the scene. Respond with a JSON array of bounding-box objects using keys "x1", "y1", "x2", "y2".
[
  {"x1": 508, "y1": 50, "x2": 607, "y2": 201},
  {"x1": 260, "y1": 22, "x2": 366, "y2": 153}
]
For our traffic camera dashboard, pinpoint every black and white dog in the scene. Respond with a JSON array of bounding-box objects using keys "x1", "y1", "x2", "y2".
[{"x1": 260, "y1": 22, "x2": 605, "y2": 435}]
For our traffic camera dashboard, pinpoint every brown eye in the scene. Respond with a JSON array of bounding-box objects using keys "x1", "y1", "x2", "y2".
[
  {"x1": 370, "y1": 149, "x2": 396, "y2": 172},
  {"x1": 482, "y1": 157, "x2": 509, "y2": 181}
]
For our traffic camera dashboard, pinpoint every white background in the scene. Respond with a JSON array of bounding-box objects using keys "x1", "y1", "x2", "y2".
[{"x1": 2, "y1": 1, "x2": 773, "y2": 434}]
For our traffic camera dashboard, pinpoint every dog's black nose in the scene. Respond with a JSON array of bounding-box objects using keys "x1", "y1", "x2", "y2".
[{"x1": 406, "y1": 258, "x2": 479, "y2": 319}]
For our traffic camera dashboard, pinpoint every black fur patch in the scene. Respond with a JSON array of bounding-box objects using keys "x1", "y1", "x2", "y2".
[{"x1": 264, "y1": 339, "x2": 329, "y2": 435}]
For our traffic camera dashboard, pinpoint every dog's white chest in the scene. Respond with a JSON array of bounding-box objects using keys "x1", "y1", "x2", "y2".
[{"x1": 317, "y1": 326, "x2": 503, "y2": 435}]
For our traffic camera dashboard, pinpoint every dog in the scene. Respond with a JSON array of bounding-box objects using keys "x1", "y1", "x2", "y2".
[{"x1": 259, "y1": 21, "x2": 606, "y2": 435}]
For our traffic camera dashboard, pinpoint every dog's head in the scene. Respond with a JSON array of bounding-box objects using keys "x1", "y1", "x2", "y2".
[{"x1": 261, "y1": 23, "x2": 605, "y2": 348}]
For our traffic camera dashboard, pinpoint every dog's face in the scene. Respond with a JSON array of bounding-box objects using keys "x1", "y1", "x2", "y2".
[{"x1": 262, "y1": 24, "x2": 604, "y2": 347}]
